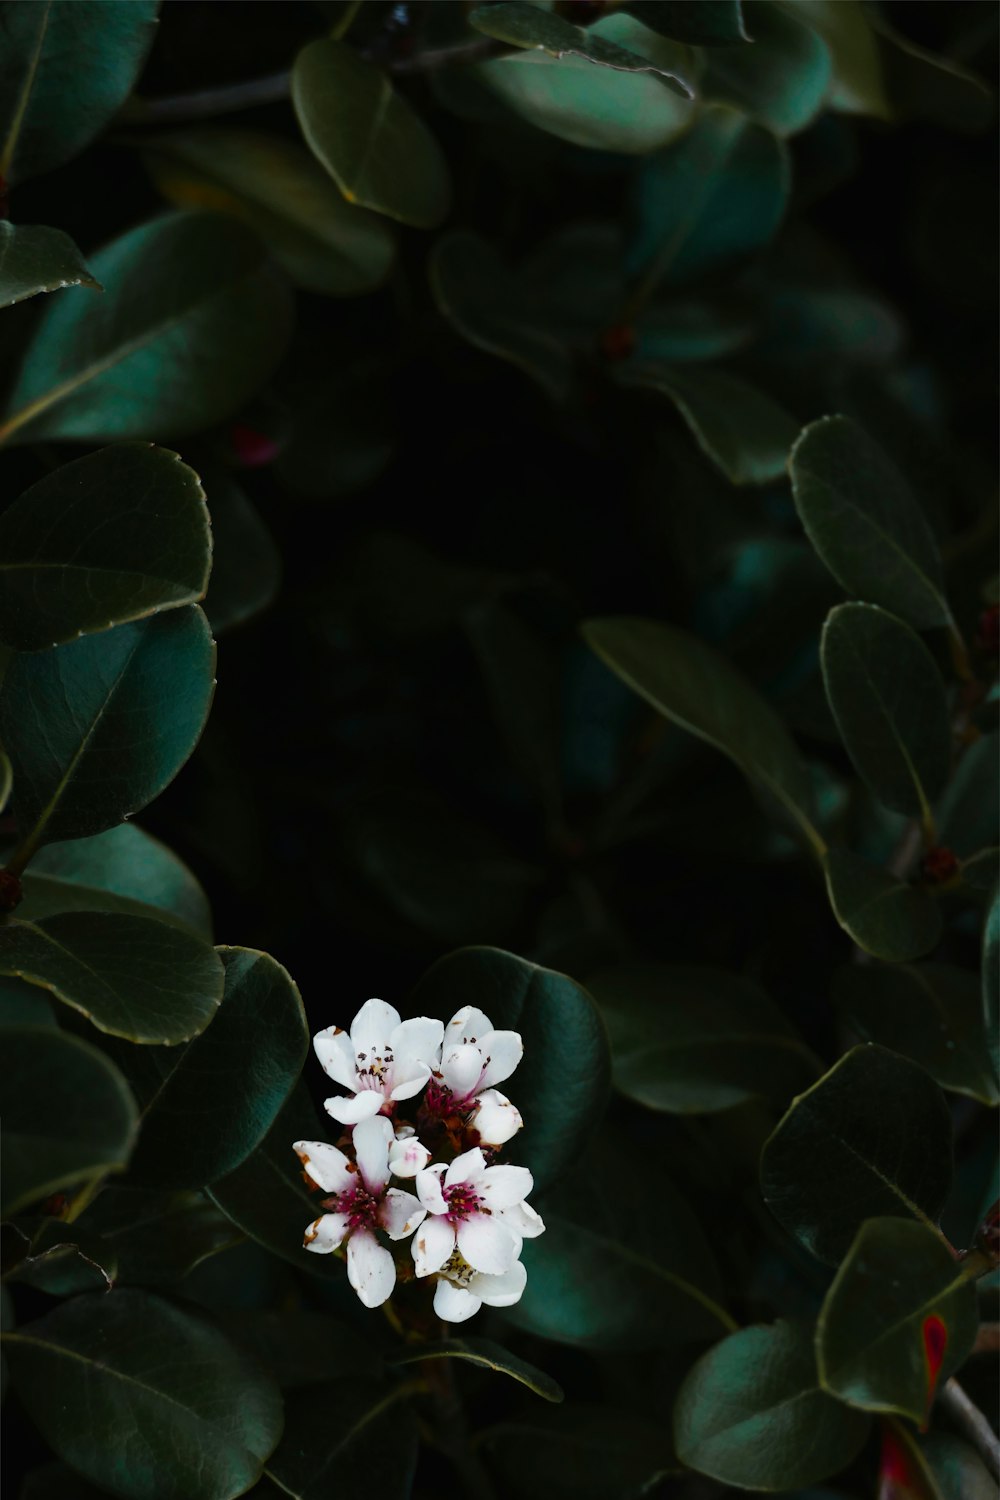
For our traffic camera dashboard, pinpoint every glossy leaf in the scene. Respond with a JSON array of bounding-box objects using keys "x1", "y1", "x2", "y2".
[
  {"x1": 790, "y1": 415, "x2": 952, "y2": 630},
  {"x1": 833, "y1": 962, "x2": 999, "y2": 1106},
  {"x1": 816, "y1": 1217, "x2": 978, "y2": 1423},
  {"x1": 674, "y1": 1320, "x2": 871, "y2": 1488},
  {"x1": 624, "y1": 1, "x2": 749, "y2": 45},
  {"x1": 141, "y1": 127, "x2": 396, "y2": 297},
  {"x1": 292, "y1": 40, "x2": 451, "y2": 229},
  {"x1": 0, "y1": 213, "x2": 293, "y2": 446},
  {"x1": 0, "y1": 223, "x2": 100, "y2": 308},
  {"x1": 1, "y1": 1025, "x2": 137, "y2": 1216},
  {"x1": 0, "y1": 911, "x2": 224, "y2": 1044},
  {"x1": 390, "y1": 1336, "x2": 563, "y2": 1402},
  {"x1": 263, "y1": 1379, "x2": 417, "y2": 1500},
  {"x1": 823, "y1": 847, "x2": 942, "y2": 961},
  {"x1": 0, "y1": 444, "x2": 211, "y2": 651},
  {"x1": 469, "y1": 2, "x2": 692, "y2": 90},
  {"x1": 582, "y1": 617, "x2": 823, "y2": 854},
  {"x1": 0, "y1": 606, "x2": 215, "y2": 848},
  {"x1": 482, "y1": 1407, "x2": 680, "y2": 1500},
  {"x1": 0, "y1": 1, "x2": 159, "y2": 186},
  {"x1": 704, "y1": 1, "x2": 832, "y2": 137},
  {"x1": 201, "y1": 472, "x2": 281, "y2": 635},
  {"x1": 760, "y1": 1044, "x2": 953, "y2": 1265},
  {"x1": 4, "y1": 1289, "x2": 284, "y2": 1500}
]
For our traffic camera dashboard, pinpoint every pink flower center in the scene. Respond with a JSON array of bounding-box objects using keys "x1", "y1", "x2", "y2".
[
  {"x1": 332, "y1": 1184, "x2": 379, "y2": 1232},
  {"x1": 443, "y1": 1182, "x2": 482, "y2": 1223}
]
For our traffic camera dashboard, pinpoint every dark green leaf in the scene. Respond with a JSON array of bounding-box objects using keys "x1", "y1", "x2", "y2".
[
  {"x1": 960, "y1": 847, "x2": 999, "y2": 899},
  {"x1": 469, "y1": 2, "x2": 693, "y2": 90},
  {"x1": 1, "y1": 1025, "x2": 137, "y2": 1216},
  {"x1": 4, "y1": 1289, "x2": 284, "y2": 1500},
  {"x1": 833, "y1": 962, "x2": 999, "y2": 1106},
  {"x1": 0, "y1": 445, "x2": 211, "y2": 651},
  {"x1": 789, "y1": 415, "x2": 952, "y2": 630},
  {"x1": 263, "y1": 1379, "x2": 417, "y2": 1500},
  {"x1": 390, "y1": 1335, "x2": 563, "y2": 1402},
  {"x1": 939, "y1": 734, "x2": 999, "y2": 859},
  {"x1": 0, "y1": 223, "x2": 100, "y2": 308},
  {"x1": 985, "y1": 886, "x2": 999, "y2": 1085},
  {"x1": 816, "y1": 1217, "x2": 978, "y2": 1423},
  {"x1": 0, "y1": 911, "x2": 224, "y2": 1044},
  {"x1": 823, "y1": 847, "x2": 942, "y2": 961},
  {"x1": 0, "y1": 1, "x2": 159, "y2": 186},
  {"x1": 292, "y1": 40, "x2": 451, "y2": 229},
  {"x1": 0, "y1": 213, "x2": 293, "y2": 446},
  {"x1": 674, "y1": 1320, "x2": 871, "y2": 1488},
  {"x1": 201, "y1": 471, "x2": 281, "y2": 635},
  {"x1": 0, "y1": 977, "x2": 56, "y2": 1027},
  {"x1": 624, "y1": 1, "x2": 749, "y2": 45},
  {"x1": 213, "y1": 1309, "x2": 383, "y2": 1389},
  {"x1": 760, "y1": 1044, "x2": 953, "y2": 1265},
  {"x1": 482, "y1": 1407, "x2": 680, "y2": 1500},
  {"x1": 1, "y1": 606, "x2": 215, "y2": 848},
  {"x1": 19, "y1": 1462, "x2": 114, "y2": 1500},
  {"x1": 587, "y1": 963, "x2": 821, "y2": 1113}
]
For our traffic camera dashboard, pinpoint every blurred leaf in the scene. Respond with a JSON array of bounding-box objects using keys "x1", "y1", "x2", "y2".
[
  {"x1": 482, "y1": 1406, "x2": 680, "y2": 1500},
  {"x1": 0, "y1": 223, "x2": 100, "y2": 308},
  {"x1": 919, "y1": 1434, "x2": 1000, "y2": 1500},
  {"x1": 262, "y1": 1379, "x2": 417, "y2": 1500},
  {"x1": 816, "y1": 1217, "x2": 978, "y2": 1423},
  {"x1": 795, "y1": 0, "x2": 889, "y2": 118},
  {"x1": 823, "y1": 848, "x2": 942, "y2": 961},
  {"x1": 624, "y1": 1, "x2": 749, "y2": 45},
  {"x1": 292, "y1": 40, "x2": 451, "y2": 229},
  {"x1": 704, "y1": 1, "x2": 832, "y2": 136},
  {"x1": 985, "y1": 886, "x2": 1000, "y2": 1085},
  {"x1": 875, "y1": 20, "x2": 992, "y2": 134},
  {"x1": 760, "y1": 1044, "x2": 953, "y2": 1265},
  {"x1": 213, "y1": 1308, "x2": 383, "y2": 1388},
  {"x1": 18, "y1": 1463, "x2": 113, "y2": 1500},
  {"x1": 1, "y1": 606, "x2": 215, "y2": 848},
  {"x1": 0, "y1": 1, "x2": 158, "y2": 186},
  {"x1": 960, "y1": 847, "x2": 999, "y2": 900},
  {"x1": 4, "y1": 1289, "x2": 284, "y2": 1500},
  {"x1": 201, "y1": 471, "x2": 281, "y2": 635},
  {"x1": 587, "y1": 963, "x2": 821, "y2": 1114},
  {"x1": 938, "y1": 736, "x2": 999, "y2": 859},
  {"x1": 674, "y1": 1320, "x2": 871, "y2": 1488},
  {"x1": 141, "y1": 127, "x2": 395, "y2": 297},
  {"x1": 0, "y1": 445, "x2": 211, "y2": 651},
  {"x1": 273, "y1": 364, "x2": 395, "y2": 501},
  {"x1": 0, "y1": 213, "x2": 293, "y2": 446},
  {"x1": 390, "y1": 1336, "x2": 563, "y2": 1402},
  {"x1": 0, "y1": 978, "x2": 56, "y2": 1027},
  {"x1": 469, "y1": 2, "x2": 692, "y2": 90}
]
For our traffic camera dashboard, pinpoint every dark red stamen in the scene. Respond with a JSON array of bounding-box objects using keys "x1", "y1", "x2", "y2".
[
  {"x1": 443, "y1": 1182, "x2": 483, "y2": 1223},
  {"x1": 331, "y1": 1184, "x2": 379, "y2": 1232}
]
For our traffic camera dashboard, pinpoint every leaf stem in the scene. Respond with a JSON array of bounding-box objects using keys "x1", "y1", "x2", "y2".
[{"x1": 938, "y1": 1378, "x2": 1000, "y2": 1481}]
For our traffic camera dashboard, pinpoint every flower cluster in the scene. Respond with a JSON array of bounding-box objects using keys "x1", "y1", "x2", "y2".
[{"x1": 293, "y1": 998, "x2": 544, "y2": 1322}]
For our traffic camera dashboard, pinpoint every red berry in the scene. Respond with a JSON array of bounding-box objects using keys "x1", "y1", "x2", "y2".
[
  {"x1": 921, "y1": 846, "x2": 959, "y2": 885},
  {"x1": 599, "y1": 324, "x2": 636, "y2": 362}
]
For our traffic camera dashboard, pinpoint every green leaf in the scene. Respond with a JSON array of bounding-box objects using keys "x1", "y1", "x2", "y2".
[
  {"x1": 0, "y1": 976, "x2": 56, "y2": 1027},
  {"x1": 469, "y1": 2, "x2": 692, "y2": 90},
  {"x1": 0, "y1": 606, "x2": 215, "y2": 849},
  {"x1": 0, "y1": 213, "x2": 293, "y2": 446},
  {"x1": 833, "y1": 962, "x2": 999, "y2": 1106},
  {"x1": 587, "y1": 963, "x2": 821, "y2": 1114},
  {"x1": 140, "y1": 127, "x2": 396, "y2": 297},
  {"x1": 390, "y1": 1336, "x2": 563, "y2": 1402},
  {"x1": 674, "y1": 1319, "x2": 871, "y2": 1489},
  {"x1": 789, "y1": 415, "x2": 952, "y2": 630},
  {"x1": 0, "y1": 444, "x2": 211, "y2": 651},
  {"x1": 703, "y1": 1, "x2": 832, "y2": 136},
  {"x1": 0, "y1": 911, "x2": 224, "y2": 1044},
  {"x1": 201, "y1": 471, "x2": 281, "y2": 635},
  {"x1": 1, "y1": 1025, "x2": 137, "y2": 1216},
  {"x1": 624, "y1": 1, "x2": 749, "y2": 45},
  {"x1": 816, "y1": 1217, "x2": 978, "y2": 1423},
  {"x1": 0, "y1": 223, "x2": 101, "y2": 308},
  {"x1": 4, "y1": 1289, "x2": 284, "y2": 1500},
  {"x1": 582, "y1": 617, "x2": 823, "y2": 855},
  {"x1": 0, "y1": 1, "x2": 159, "y2": 186},
  {"x1": 823, "y1": 847, "x2": 942, "y2": 962},
  {"x1": 408, "y1": 945, "x2": 610, "y2": 1193},
  {"x1": 292, "y1": 40, "x2": 451, "y2": 230},
  {"x1": 262, "y1": 1379, "x2": 417, "y2": 1500},
  {"x1": 985, "y1": 885, "x2": 999, "y2": 1085},
  {"x1": 760, "y1": 1044, "x2": 953, "y2": 1265},
  {"x1": 482, "y1": 1407, "x2": 680, "y2": 1500},
  {"x1": 19, "y1": 1463, "x2": 114, "y2": 1500}
]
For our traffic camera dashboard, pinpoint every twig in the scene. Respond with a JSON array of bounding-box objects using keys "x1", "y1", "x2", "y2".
[{"x1": 939, "y1": 1378, "x2": 1000, "y2": 1481}]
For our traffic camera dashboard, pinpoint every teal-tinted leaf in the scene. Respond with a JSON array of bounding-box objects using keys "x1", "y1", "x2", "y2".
[
  {"x1": 704, "y1": 1, "x2": 832, "y2": 136},
  {"x1": 1, "y1": 606, "x2": 215, "y2": 849},
  {"x1": 292, "y1": 39, "x2": 451, "y2": 229},
  {"x1": 833, "y1": 962, "x2": 998, "y2": 1106},
  {"x1": 587, "y1": 963, "x2": 821, "y2": 1114},
  {"x1": 263, "y1": 1379, "x2": 417, "y2": 1500},
  {"x1": 985, "y1": 886, "x2": 999, "y2": 1084},
  {"x1": 4, "y1": 1289, "x2": 284, "y2": 1500},
  {"x1": 0, "y1": 213, "x2": 293, "y2": 446},
  {"x1": 0, "y1": 223, "x2": 100, "y2": 308},
  {"x1": 1, "y1": 1025, "x2": 137, "y2": 1216},
  {"x1": 790, "y1": 415, "x2": 952, "y2": 630},
  {"x1": 582, "y1": 617, "x2": 823, "y2": 854},
  {"x1": 795, "y1": 0, "x2": 889, "y2": 118},
  {"x1": 469, "y1": 2, "x2": 692, "y2": 90},
  {"x1": 674, "y1": 1320, "x2": 871, "y2": 1488},
  {"x1": 0, "y1": 445, "x2": 211, "y2": 651},
  {"x1": 821, "y1": 603, "x2": 951, "y2": 821},
  {"x1": 624, "y1": 1, "x2": 749, "y2": 45},
  {"x1": 760, "y1": 1044, "x2": 953, "y2": 1265},
  {"x1": 0, "y1": 911, "x2": 224, "y2": 1044},
  {"x1": 482, "y1": 1407, "x2": 680, "y2": 1500},
  {"x1": 201, "y1": 471, "x2": 280, "y2": 635},
  {"x1": 141, "y1": 127, "x2": 396, "y2": 297},
  {"x1": 0, "y1": 1, "x2": 159, "y2": 186},
  {"x1": 408, "y1": 946, "x2": 610, "y2": 1193},
  {"x1": 816, "y1": 1217, "x2": 978, "y2": 1423},
  {"x1": 390, "y1": 1336, "x2": 563, "y2": 1402},
  {"x1": 823, "y1": 847, "x2": 942, "y2": 961},
  {"x1": 0, "y1": 977, "x2": 56, "y2": 1027}
]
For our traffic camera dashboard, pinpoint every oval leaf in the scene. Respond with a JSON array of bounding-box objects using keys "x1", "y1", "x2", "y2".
[
  {"x1": 704, "y1": 0, "x2": 832, "y2": 136},
  {"x1": 469, "y1": 2, "x2": 692, "y2": 89},
  {"x1": 0, "y1": 223, "x2": 101, "y2": 308},
  {"x1": 624, "y1": 1, "x2": 749, "y2": 45},
  {"x1": 390, "y1": 1335, "x2": 563, "y2": 1402},
  {"x1": 201, "y1": 470, "x2": 281, "y2": 635},
  {"x1": 823, "y1": 847, "x2": 942, "y2": 961}
]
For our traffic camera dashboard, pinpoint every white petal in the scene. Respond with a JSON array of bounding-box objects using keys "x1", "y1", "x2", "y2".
[
  {"x1": 346, "y1": 1228, "x2": 396, "y2": 1308},
  {"x1": 439, "y1": 1044, "x2": 484, "y2": 1098},
  {"x1": 469, "y1": 1088, "x2": 522, "y2": 1147},
  {"x1": 497, "y1": 1200, "x2": 546, "y2": 1239},
  {"x1": 445, "y1": 1147, "x2": 486, "y2": 1188},
  {"x1": 412, "y1": 1215, "x2": 456, "y2": 1277},
  {"x1": 390, "y1": 1015, "x2": 444, "y2": 1086},
  {"x1": 350, "y1": 998, "x2": 400, "y2": 1057},
  {"x1": 379, "y1": 1188, "x2": 427, "y2": 1241},
  {"x1": 479, "y1": 1164, "x2": 533, "y2": 1210},
  {"x1": 389, "y1": 1135, "x2": 431, "y2": 1179},
  {"x1": 325, "y1": 1090, "x2": 384, "y2": 1125},
  {"x1": 353, "y1": 1114, "x2": 393, "y2": 1196},
  {"x1": 415, "y1": 1165, "x2": 448, "y2": 1215},
  {"x1": 433, "y1": 1279, "x2": 482, "y2": 1323},
  {"x1": 446, "y1": 1006, "x2": 493, "y2": 1044},
  {"x1": 457, "y1": 1213, "x2": 517, "y2": 1275},
  {"x1": 293, "y1": 1139, "x2": 353, "y2": 1195},
  {"x1": 471, "y1": 1258, "x2": 527, "y2": 1308},
  {"x1": 479, "y1": 1030, "x2": 523, "y2": 1090},
  {"x1": 303, "y1": 1211, "x2": 350, "y2": 1254},
  {"x1": 388, "y1": 1065, "x2": 431, "y2": 1101},
  {"x1": 313, "y1": 1027, "x2": 356, "y2": 1090}
]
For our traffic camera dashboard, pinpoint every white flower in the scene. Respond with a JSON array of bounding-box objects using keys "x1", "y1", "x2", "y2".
[
  {"x1": 295, "y1": 1116, "x2": 426, "y2": 1308},
  {"x1": 314, "y1": 998, "x2": 444, "y2": 1125},
  {"x1": 433, "y1": 1253, "x2": 528, "y2": 1324},
  {"x1": 388, "y1": 1125, "x2": 432, "y2": 1179},
  {"x1": 430, "y1": 1006, "x2": 524, "y2": 1147},
  {"x1": 412, "y1": 1147, "x2": 544, "y2": 1281}
]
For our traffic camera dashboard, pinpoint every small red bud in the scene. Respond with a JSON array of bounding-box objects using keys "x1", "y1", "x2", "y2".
[
  {"x1": 599, "y1": 324, "x2": 636, "y2": 362},
  {"x1": 975, "y1": 603, "x2": 999, "y2": 657},
  {"x1": 921, "y1": 846, "x2": 959, "y2": 886},
  {"x1": 43, "y1": 1193, "x2": 69, "y2": 1218},
  {"x1": 230, "y1": 423, "x2": 279, "y2": 468},
  {"x1": 0, "y1": 868, "x2": 22, "y2": 912}
]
